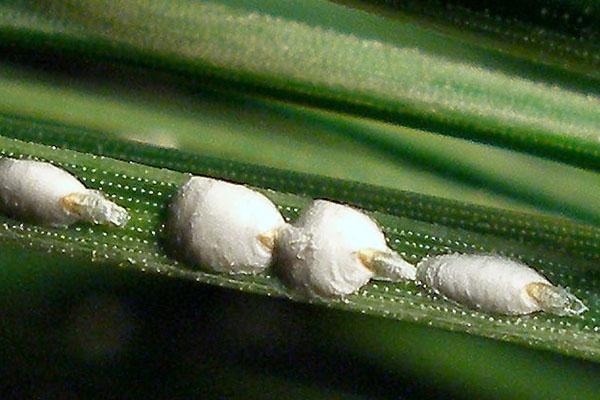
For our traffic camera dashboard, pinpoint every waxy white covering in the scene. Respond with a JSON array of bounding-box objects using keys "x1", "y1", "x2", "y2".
[
  {"x1": 417, "y1": 254, "x2": 550, "y2": 315},
  {"x1": 0, "y1": 158, "x2": 129, "y2": 227},
  {"x1": 276, "y1": 200, "x2": 413, "y2": 298},
  {"x1": 168, "y1": 176, "x2": 285, "y2": 274}
]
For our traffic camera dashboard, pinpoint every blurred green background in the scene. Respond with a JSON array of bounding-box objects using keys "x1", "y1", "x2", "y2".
[{"x1": 0, "y1": 0, "x2": 599, "y2": 398}]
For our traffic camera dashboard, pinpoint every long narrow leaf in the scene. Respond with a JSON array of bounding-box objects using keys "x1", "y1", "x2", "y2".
[{"x1": 0, "y1": 133, "x2": 597, "y2": 360}]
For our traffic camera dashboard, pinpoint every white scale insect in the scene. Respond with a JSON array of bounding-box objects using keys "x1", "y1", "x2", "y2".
[
  {"x1": 276, "y1": 200, "x2": 416, "y2": 298},
  {"x1": 167, "y1": 176, "x2": 286, "y2": 274},
  {"x1": 0, "y1": 158, "x2": 129, "y2": 227},
  {"x1": 417, "y1": 254, "x2": 587, "y2": 316}
]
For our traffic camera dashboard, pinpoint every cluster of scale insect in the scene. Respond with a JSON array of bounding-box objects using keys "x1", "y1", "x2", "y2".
[{"x1": 0, "y1": 157, "x2": 588, "y2": 318}]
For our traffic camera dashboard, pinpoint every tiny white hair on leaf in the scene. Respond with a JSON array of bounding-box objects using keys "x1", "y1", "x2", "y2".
[
  {"x1": 276, "y1": 199, "x2": 415, "y2": 298},
  {"x1": 416, "y1": 253, "x2": 587, "y2": 316},
  {"x1": 167, "y1": 176, "x2": 286, "y2": 274},
  {"x1": 0, "y1": 158, "x2": 129, "y2": 227}
]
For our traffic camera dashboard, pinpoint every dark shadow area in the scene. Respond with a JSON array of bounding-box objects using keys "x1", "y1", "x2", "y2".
[
  {"x1": 2, "y1": 252, "x2": 599, "y2": 399},
  {"x1": 346, "y1": 0, "x2": 600, "y2": 41}
]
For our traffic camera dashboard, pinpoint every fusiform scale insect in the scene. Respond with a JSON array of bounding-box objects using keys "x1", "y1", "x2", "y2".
[
  {"x1": 167, "y1": 176, "x2": 286, "y2": 274},
  {"x1": 416, "y1": 254, "x2": 587, "y2": 316},
  {"x1": 0, "y1": 158, "x2": 129, "y2": 227}
]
